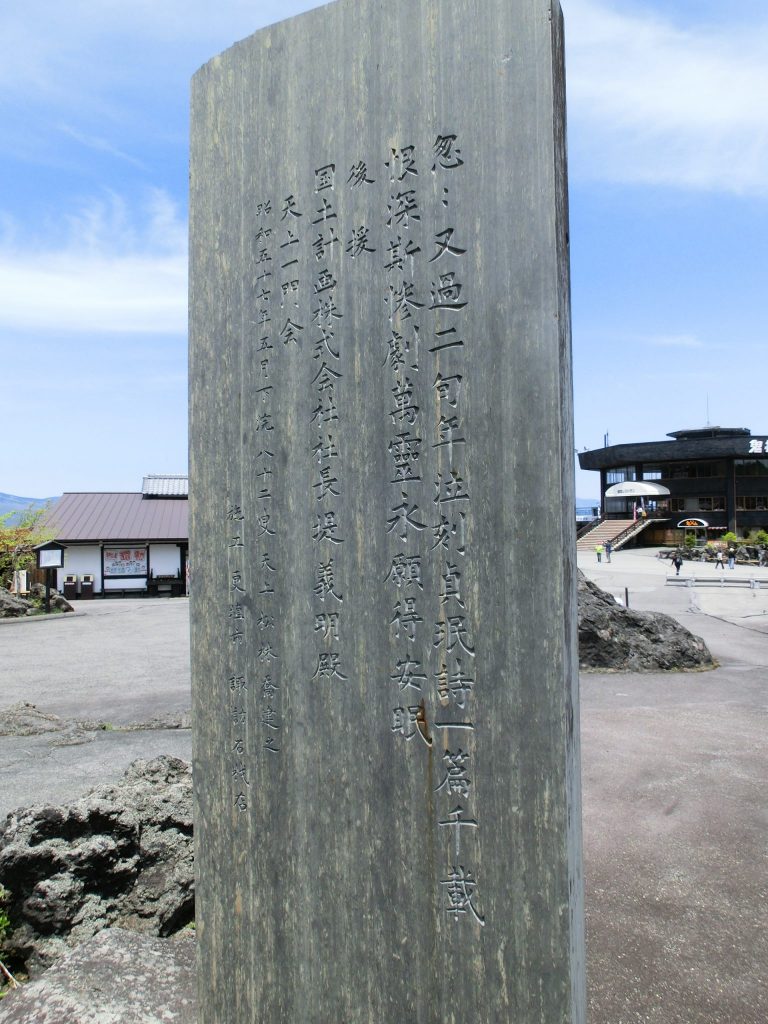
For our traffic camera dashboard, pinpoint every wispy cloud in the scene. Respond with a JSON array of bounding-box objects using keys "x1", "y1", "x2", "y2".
[
  {"x1": 646, "y1": 333, "x2": 706, "y2": 349},
  {"x1": 0, "y1": 191, "x2": 186, "y2": 334},
  {"x1": 56, "y1": 123, "x2": 147, "y2": 169},
  {"x1": 566, "y1": 0, "x2": 768, "y2": 195}
]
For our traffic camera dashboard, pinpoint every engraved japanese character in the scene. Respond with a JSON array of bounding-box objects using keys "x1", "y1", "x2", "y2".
[
  {"x1": 312, "y1": 297, "x2": 343, "y2": 325},
  {"x1": 429, "y1": 327, "x2": 464, "y2": 354},
  {"x1": 386, "y1": 493, "x2": 426, "y2": 543},
  {"x1": 314, "y1": 611, "x2": 340, "y2": 640},
  {"x1": 232, "y1": 760, "x2": 250, "y2": 785},
  {"x1": 312, "y1": 227, "x2": 340, "y2": 261},
  {"x1": 430, "y1": 272, "x2": 467, "y2": 310},
  {"x1": 428, "y1": 228, "x2": 466, "y2": 263},
  {"x1": 231, "y1": 571, "x2": 245, "y2": 594},
  {"x1": 314, "y1": 559, "x2": 343, "y2": 603},
  {"x1": 431, "y1": 511, "x2": 466, "y2": 554},
  {"x1": 433, "y1": 372, "x2": 463, "y2": 406},
  {"x1": 435, "y1": 749, "x2": 471, "y2": 798},
  {"x1": 234, "y1": 792, "x2": 248, "y2": 812},
  {"x1": 310, "y1": 395, "x2": 339, "y2": 425},
  {"x1": 226, "y1": 503, "x2": 245, "y2": 521},
  {"x1": 261, "y1": 706, "x2": 280, "y2": 730},
  {"x1": 435, "y1": 659, "x2": 474, "y2": 708},
  {"x1": 312, "y1": 362, "x2": 342, "y2": 392},
  {"x1": 390, "y1": 597, "x2": 423, "y2": 641},
  {"x1": 385, "y1": 554, "x2": 423, "y2": 589},
  {"x1": 312, "y1": 196, "x2": 337, "y2": 223},
  {"x1": 347, "y1": 161, "x2": 375, "y2": 186},
  {"x1": 228, "y1": 674, "x2": 248, "y2": 693},
  {"x1": 345, "y1": 226, "x2": 375, "y2": 257},
  {"x1": 390, "y1": 378, "x2": 419, "y2": 425},
  {"x1": 229, "y1": 603, "x2": 245, "y2": 620},
  {"x1": 387, "y1": 280, "x2": 424, "y2": 321},
  {"x1": 438, "y1": 805, "x2": 478, "y2": 857},
  {"x1": 433, "y1": 615, "x2": 475, "y2": 656},
  {"x1": 314, "y1": 268, "x2": 337, "y2": 294},
  {"x1": 280, "y1": 195, "x2": 302, "y2": 220},
  {"x1": 390, "y1": 656, "x2": 427, "y2": 692},
  {"x1": 384, "y1": 236, "x2": 420, "y2": 272},
  {"x1": 313, "y1": 433, "x2": 340, "y2": 463},
  {"x1": 313, "y1": 325, "x2": 340, "y2": 360},
  {"x1": 388, "y1": 431, "x2": 422, "y2": 482},
  {"x1": 261, "y1": 675, "x2": 279, "y2": 699},
  {"x1": 386, "y1": 190, "x2": 420, "y2": 229},
  {"x1": 391, "y1": 703, "x2": 431, "y2": 746},
  {"x1": 434, "y1": 469, "x2": 469, "y2": 504},
  {"x1": 313, "y1": 465, "x2": 341, "y2": 500},
  {"x1": 314, "y1": 163, "x2": 336, "y2": 192},
  {"x1": 441, "y1": 866, "x2": 484, "y2": 925},
  {"x1": 432, "y1": 134, "x2": 464, "y2": 171},
  {"x1": 432, "y1": 416, "x2": 466, "y2": 449},
  {"x1": 386, "y1": 145, "x2": 417, "y2": 181},
  {"x1": 440, "y1": 562, "x2": 465, "y2": 608},
  {"x1": 313, "y1": 510, "x2": 344, "y2": 544},
  {"x1": 280, "y1": 318, "x2": 304, "y2": 346},
  {"x1": 312, "y1": 652, "x2": 348, "y2": 681}
]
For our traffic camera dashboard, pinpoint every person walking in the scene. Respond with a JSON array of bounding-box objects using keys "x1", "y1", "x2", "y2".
[
  {"x1": 605, "y1": 540, "x2": 612, "y2": 563},
  {"x1": 715, "y1": 549, "x2": 724, "y2": 570},
  {"x1": 727, "y1": 547, "x2": 736, "y2": 570},
  {"x1": 672, "y1": 552, "x2": 683, "y2": 576},
  {"x1": 595, "y1": 544, "x2": 604, "y2": 563}
]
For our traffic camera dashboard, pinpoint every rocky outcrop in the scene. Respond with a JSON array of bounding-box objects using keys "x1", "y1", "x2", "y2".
[
  {"x1": 0, "y1": 928, "x2": 196, "y2": 1024},
  {"x1": 578, "y1": 570, "x2": 714, "y2": 672},
  {"x1": 0, "y1": 587, "x2": 73, "y2": 618},
  {"x1": 0, "y1": 756, "x2": 193, "y2": 976}
]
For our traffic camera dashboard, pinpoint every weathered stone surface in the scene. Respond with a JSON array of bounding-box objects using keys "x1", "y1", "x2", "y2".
[
  {"x1": 190, "y1": 1, "x2": 583, "y2": 1022},
  {"x1": 0, "y1": 587, "x2": 72, "y2": 619},
  {"x1": 0, "y1": 756, "x2": 193, "y2": 975},
  {"x1": 0, "y1": 590, "x2": 33, "y2": 619},
  {"x1": 0, "y1": 928, "x2": 196, "y2": 1024},
  {"x1": 577, "y1": 571, "x2": 714, "y2": 671}
]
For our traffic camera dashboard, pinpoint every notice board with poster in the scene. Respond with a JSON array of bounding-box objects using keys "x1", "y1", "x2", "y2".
[{"x1": 103, "y1": 548, "x2": 148, "y2": 578}]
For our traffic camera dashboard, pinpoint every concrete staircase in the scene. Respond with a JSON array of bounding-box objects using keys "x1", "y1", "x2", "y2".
[{"x1": 577, "y1": 518, "x2": 641, "y2": 552}]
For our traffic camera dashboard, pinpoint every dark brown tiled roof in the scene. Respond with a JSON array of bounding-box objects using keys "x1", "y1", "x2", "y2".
[{"x1": 47, "y1": 493, "x2": 188, "y2": 543}]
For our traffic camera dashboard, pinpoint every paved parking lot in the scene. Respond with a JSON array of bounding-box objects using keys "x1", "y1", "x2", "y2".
[{"x1": 1, "y1": 557, "x2": 766, "y2": 1023}]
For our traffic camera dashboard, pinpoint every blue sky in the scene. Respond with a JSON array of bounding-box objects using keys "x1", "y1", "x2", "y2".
[{"x1": 1, "y1": 0, "x2": 766, "y2": 501}]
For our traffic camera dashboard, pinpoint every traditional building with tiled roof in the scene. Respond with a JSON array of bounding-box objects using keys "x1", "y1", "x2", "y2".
[{"x1": 45, "y1": 477, "x2": 188, "y2": 597}]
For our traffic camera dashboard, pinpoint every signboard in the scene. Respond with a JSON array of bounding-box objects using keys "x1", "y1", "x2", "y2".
[
  {"x1": 38, "y1": 548, "x2": 64, "y2": 569},
  {"x1": 678, "y1": 518, "x2": 708, "y2": 529},
  {"x1": 747, "y1": 438, "x2": 768, "y2": 455},
  {"x1": 103, "y1": 548, "x2": 147, "y2": 577}
]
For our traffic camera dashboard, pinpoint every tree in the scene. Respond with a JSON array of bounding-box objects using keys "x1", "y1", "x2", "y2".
[{"x1": 0, "y1": 505, "x2": 55, "y2": 590}]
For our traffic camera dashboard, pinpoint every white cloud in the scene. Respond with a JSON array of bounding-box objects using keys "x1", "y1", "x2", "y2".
[
  {"x1": 0, "y1": 191, "x2": 186, "y2": 334},
  {"x1": 646, "y1": 333, "x2": 705, "y2": 349},
  {"x1": 565, "y1": 0, "x2": 768, "y2": 194}
]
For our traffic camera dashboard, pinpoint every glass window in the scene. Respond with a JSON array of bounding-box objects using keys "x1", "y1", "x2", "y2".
[
  {"x1": 606, "y1": 466, "x2": 636, "y2": 485},
  {"x1": 643, "y1": 468, "x2": 662, "y2": 480},
  {"x1": 670, "y1": 497, "x2": 686, "y2": 512},
  {"x1": 737, "y1": 496, "x2": 768, "y2": 511},
  {"x1": 699, "y1": 496, "x2": 725, "y2": 511},
  {"x1": 735, "y1": 460, "x2": 768, "y2": 477}
]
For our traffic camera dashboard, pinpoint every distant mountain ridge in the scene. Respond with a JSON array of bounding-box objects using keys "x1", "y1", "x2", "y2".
[{"x1": 0, "y1": 493, "x2": 58, "y2": 522}]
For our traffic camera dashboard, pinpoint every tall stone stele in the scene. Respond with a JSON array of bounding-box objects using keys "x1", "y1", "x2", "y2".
[{"x1": 189, "y1": 0, "x2": 584, "y2": 1021}]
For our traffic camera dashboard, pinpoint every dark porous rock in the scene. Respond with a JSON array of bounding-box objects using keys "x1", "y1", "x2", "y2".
[
  {"x1": 0, "y1": 756, "x2": 193, "y2": 976},
  {"x1": 578, "y1": 570, "x2": 714, "y2": 672},
  {"x1": 0, "y1": 589, "x2": 34, "y2": 618},
  {"x1": 0, "y1": 587, "x2": 73, "y2": 618},
  {"x1": 28, "y1": 584, "x2": 73, "y2": 613},
  {"x1": 0, "y1": 927, "x2": 196, "y2": 1024}
]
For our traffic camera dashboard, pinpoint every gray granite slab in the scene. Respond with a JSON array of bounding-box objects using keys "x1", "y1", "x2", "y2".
[{"x1": 189, "y1": 0, "x2": 583, "y2": 1020}]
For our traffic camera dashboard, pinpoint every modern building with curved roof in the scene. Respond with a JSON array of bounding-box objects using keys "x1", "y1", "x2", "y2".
[{"x1": 578, "y1": 426, "x2": 768, "y2": 542}]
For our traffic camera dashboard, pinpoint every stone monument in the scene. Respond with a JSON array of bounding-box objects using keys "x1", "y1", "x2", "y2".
[{"x1": 189, "y1": 0, "x2": 584, "y2": 1020}]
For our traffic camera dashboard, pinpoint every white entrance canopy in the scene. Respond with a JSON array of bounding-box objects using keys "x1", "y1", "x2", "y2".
[{"x1": 604, "y1": 481, "x2": 670, "y2": 498}]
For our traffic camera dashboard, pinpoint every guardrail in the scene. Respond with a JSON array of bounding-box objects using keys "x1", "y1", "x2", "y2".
[{"x1": 666, "y1": 576, "x2": 763, "y2": 589}]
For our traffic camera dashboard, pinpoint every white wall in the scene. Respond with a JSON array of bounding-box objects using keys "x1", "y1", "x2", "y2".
[
  {"x1": 150, "y1": 544, "x2": 182, "y2": 576},
  {"x1": 58, "y1": 545, "x2": 102, "y2": 593}
]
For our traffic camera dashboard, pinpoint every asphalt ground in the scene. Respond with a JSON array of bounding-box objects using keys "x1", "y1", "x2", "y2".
[{"x1": 1, "y1": 558, "x2": 766, "y2": 1023}]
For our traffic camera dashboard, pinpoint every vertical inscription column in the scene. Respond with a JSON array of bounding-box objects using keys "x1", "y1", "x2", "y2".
[{"x1": 191, "y1": 2, "x2": 584, "y2": 1021}]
